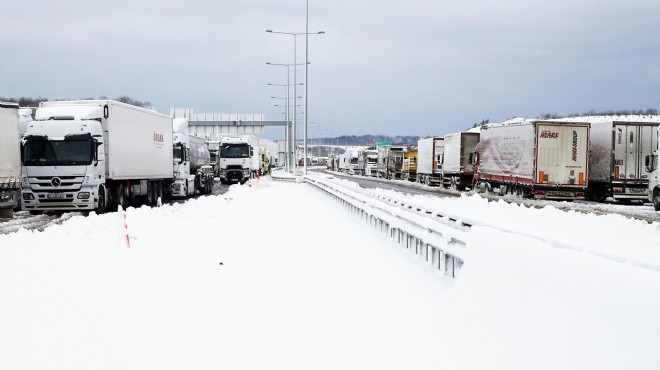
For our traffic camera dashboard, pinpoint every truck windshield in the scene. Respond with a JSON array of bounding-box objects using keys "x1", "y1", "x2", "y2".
[
  {"x1": 221, "y1": 144, "x2": 250, "y2": 158},
  {"x1": 368, "y1": 157, "x2": 377, "y2": 164},
  {"x1": 23, "y1": 138, "x2": 93, "y2": 166},
  {"x1": 350, "y1": 158, "x2": 359, "y2": 164}
]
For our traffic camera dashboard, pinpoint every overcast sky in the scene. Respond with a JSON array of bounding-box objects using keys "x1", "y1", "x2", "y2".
[{"x1": 3, "y1": 0, "x2": 660, "y2": 139}]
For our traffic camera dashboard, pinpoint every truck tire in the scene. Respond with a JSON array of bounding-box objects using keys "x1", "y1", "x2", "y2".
[
  {"x1": 116, "y1": 184, "x2": 127, "y2": 210},
  {"x1": 147, "y1": 182, "x2": 155, "y2": 205},
  {"x1": 156, "y1": 181, "x2": 163, "y2": 203},
  {"x1": 654, "y1": 190, "x2": 660, "y2": 211},
  {"x1": 207, "y1": 175, "x2": 214, "y2": 193},
  {"x1": 97, "y1": 187, "x2": 106, "y2": 213}
]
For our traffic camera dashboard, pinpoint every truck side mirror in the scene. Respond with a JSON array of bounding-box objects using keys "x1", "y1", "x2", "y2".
[{"x1": 94, "y1": 140, "x2": 101, "y2": 166}]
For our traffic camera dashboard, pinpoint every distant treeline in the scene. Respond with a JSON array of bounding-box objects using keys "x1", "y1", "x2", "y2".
[
  {"x1": 0, "y1": 95, "x2": 152, "y2": 109},
  {"x1": 471, "y1": 108, "x2": 660, "y2": 128},
  {"x1": 539, "y1": 108, "x2": 659, "y2": 119},
  {"x1": 313, "y1": 135, "x2": 420, "y2": 146}
]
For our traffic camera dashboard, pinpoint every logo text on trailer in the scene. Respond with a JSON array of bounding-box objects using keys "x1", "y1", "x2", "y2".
[
  {"x1": 572, "y1": 130, "x2": 578, "y2": 161},
  {"x1": 540, "y1": 131, "x2": 559, "y2": 139},
  {"x1": 153, "y1": 132, "x2": 164, "y2": 145}
]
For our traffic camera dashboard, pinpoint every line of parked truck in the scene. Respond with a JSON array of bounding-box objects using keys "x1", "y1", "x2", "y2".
[
  {"x1": 0, "y1": 99, "x2": 274, "y2": 217},
  {"x1": 327, "y1": 116, "x2": 660, "y2": 210}
]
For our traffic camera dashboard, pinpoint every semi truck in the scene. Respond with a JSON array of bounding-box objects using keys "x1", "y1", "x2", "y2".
[
  {"x1": 402, "y1": 149, "x2": 418, "y2": 181},
  {"x1": 363, "y1": 150, "x2": 378, "y2": 177},
  {"x1": 588, "y1": 120, "x2": 659, "y2": 202},
  {"x1": 217, "y1": 135, "x2": 260, "y2": 184},
  {"x1": 442, "y1": 131, "x2": 480, "y2": 190},
  {"x1": 344, "y1": 149, "x2": 363, "y2": 175},
  {"x1": 377, "y1": 144, "x2": 407, "y2": 179},
  {"x1": 206, "y1": 140, "x2": 220, "y2": 175},
  {"x1": 386, "y1": 147, "x2": 406, "y2": 179},
  {"x1": 646, "y1": 133, "x2": 660, "y2": 210},
  {"x1": 416, "y1": 137, "x2": 444, "y2": 186},
  {"x1": 0, "y1": 102, "x2": 21, "y2": 218},
  {"x1": 169, "y1": 118, "x2": 214, "y2": 198},
  {"x1": 471, "y1": 120, "x2": 589, "y2": 200},
  {"x1": 21, "y1": 100, "x2": 173, "y2": 213}
]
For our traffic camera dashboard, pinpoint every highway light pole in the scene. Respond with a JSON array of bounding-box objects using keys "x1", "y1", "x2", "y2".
[
  {"x1": 267, "y1": 26, "x2": 324, "y2": 174},
  {"x1": 304, "y1": 1, "x2": 325, "y2": 175},
  {"x1": 267, "y1": 61, "x2": 305, "y2": 173}
]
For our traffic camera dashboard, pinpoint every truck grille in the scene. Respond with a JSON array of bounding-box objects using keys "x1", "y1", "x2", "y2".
[{"x1": 29, "y1": 176, "x2": 83, "y2": 192}]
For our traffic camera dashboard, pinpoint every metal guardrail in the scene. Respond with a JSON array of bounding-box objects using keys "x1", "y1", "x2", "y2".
[
  {"x1": 303, "y1": 175, "x2": 468, "y2": 278},
  {"x1": 300, "y1": 174, "x2": 660, "y2": 276}
]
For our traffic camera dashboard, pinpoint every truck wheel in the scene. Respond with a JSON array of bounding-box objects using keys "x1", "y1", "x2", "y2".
[
  {"x1": 116, "y1": 184, "x2": 127, "y2": 210},
  {"x1": 654, "y1": 190, "x2": 660, "y2": 211},
  {"x1": 147, "y1": 182, "x2": 155, "y2": 205},
  {"x1": 97, "y1": 187, "x2": 106, "y2": 213},
  {"x1": 157, "y1": 181, "x2": 163, "y2": 203}
]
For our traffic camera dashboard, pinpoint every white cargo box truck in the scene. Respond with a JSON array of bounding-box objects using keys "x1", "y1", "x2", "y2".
[
  {"x1": 441, "y1": 131, "x2": 479, "y2": 190},
  {"x1": 0, "y1": 102, "x2": 21, "y2": 217},
  {"x1": 21, "y1": 100, "x2": 173, "y2": 213},
  {"x1": 589, "y1": 120, "x2": 659, "y2": 202},
  {"x1": 472, "y1": 120, "x2": 589, "y2": 200},
  {"x1": 416, "y1": 137, "x2": 444, "y2": 186}
]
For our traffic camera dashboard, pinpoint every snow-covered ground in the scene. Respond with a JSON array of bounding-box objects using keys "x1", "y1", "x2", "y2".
[{"x1": 2, "y1": 175, "x2": 660, "y2": 369}]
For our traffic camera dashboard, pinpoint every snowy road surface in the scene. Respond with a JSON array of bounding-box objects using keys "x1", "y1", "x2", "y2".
[{"x1": 2, "y1": 175, "x2": 660, "y2": 369}]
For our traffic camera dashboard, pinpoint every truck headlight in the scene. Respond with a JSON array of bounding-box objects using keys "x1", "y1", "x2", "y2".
[
  {"x1": 23, "y1": 193, "x2": 35, "y2": 200},
  {"x1": 78, "y1": 192, "x2": 91, "y2": 199}
]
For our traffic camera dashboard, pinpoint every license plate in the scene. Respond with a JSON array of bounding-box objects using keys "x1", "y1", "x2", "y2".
[
  {"x1": 47, "y1": 193, "x2": 65, "y2": 199},
  {"x1": 546, "y1": 191, "x2": 572, "y2": 197},
  {"x1": 628, "y1": 188, "x2": 647, "y2": 194}
]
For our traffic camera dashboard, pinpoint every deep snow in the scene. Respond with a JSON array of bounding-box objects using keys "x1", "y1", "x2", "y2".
[{"x1": 1, "y1": 175, "x2": 660, "y2": 370}]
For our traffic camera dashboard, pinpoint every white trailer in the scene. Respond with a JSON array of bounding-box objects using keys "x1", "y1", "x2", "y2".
[
  {"x1": 472, "y1": 120, "x2": 589, "y2": 200},
  {"x1": 0, "y1": 102, "x2": 21, "y2": 217},
  {"x1": 416, "y1": 137, "x2": 444, "y2": 186},
  {"x1": 18, "y1": 108, "x2": 33, "y2": 137},
  {"x1": 337, "y1": 152, "x2": 348, "y2": 173},
  {"x1": 21, "y1": 100, "x2": 173, "y2": 213},
  {"x1": 217, "y1": 135, "x2": 260, "y2": 184},
  {"x1": 169, "y1": 118, "x2": 215, "y2": 198},
  {"x1": 442, "y1": 131, "x2": 480, "y2": 189},
  {"x1": 588, "y1": 120, "x2": 659, "y2": 202}
]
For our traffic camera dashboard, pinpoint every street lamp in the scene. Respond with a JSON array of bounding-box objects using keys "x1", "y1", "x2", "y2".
[
  {"x1": 267, "y1": 27, "x2": 324, "y2": 174},
  {"x1": 268, "y1": 81, "x2": 303, "y2": 173},
  {"x1": 304, "y1": 1, "x2": 325, "y2": 174}
]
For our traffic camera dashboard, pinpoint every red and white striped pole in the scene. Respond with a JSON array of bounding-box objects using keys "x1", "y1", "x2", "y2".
[{"x1": 118, "y1": 205, "x2": 131, "y2": 248}]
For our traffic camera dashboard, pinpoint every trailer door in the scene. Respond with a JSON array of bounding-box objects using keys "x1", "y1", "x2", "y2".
[
  {"x1": 615, "y1": 124, "x2": 657, "y2": 182},
  {"x1": 536, "y1": 123, "x2": 588, "y2": 186}
]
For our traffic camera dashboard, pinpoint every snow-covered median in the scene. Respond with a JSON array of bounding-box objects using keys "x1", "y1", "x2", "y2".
[{"x1": 1, "y1": 176, "x2": 660, "y2": 369}]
